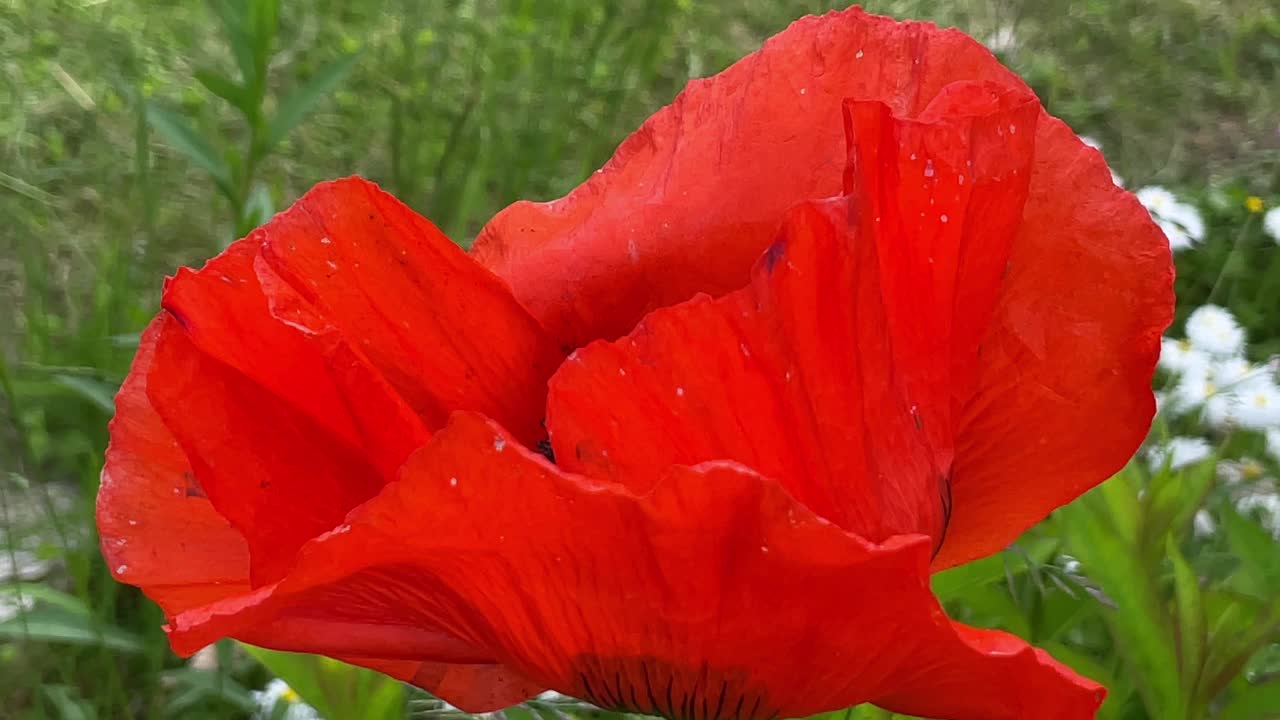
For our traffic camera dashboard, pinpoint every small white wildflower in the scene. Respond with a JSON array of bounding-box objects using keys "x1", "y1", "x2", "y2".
[
  {"x1": 1159, "y1": 337, "x2": 1211, "y2": 375},
  {"x1": 1203, "y1": 393, "x2": 1236, "y2": 428},
  {"x1": 1264, "y1": 206, "x2": 1280, "y2": 244},
  {"x1": 1261, "y1": 428, "x2": 1280, "y2": 461},
  {"x1": 1236, "y1": 490, "x2": 1280, "y2": 538},
  {"x1": 1137, "y1": 186, "x2": 1204, "y2": 250},
  {"x1": 252, "y1": 679, "x2": 322, "y2": 720},
  {"x1": 984, "y1": 25, "x2": 1018, "y2": 53},
  {"x1": 1147, "y1": 436, "x2": 1213, "y2": 470},
  {"x1": 1173, "y1": 362, "x2": 1219, "y2": 408},
  {"x1": 1210, "y1": 356, "x2": 1261, "y2": 389},
  {"x1": 1232, "y1": 380, "x2": 1280, "y2": 431},
  {"x1": 1185, "y1": 305, "x2": 1246, "y2": 357},
  {"x1": 1193, "y1": 510, "x2": 1216, "y2": 537}
]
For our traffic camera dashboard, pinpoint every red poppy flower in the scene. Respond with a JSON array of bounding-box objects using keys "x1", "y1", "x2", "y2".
[{"x1": 98, "y1": 8, "x2": 1172, "y2": 720}]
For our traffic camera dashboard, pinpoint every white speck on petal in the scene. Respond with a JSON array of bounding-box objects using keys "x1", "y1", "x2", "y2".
[
  {"x1": 326, "y1": 260, "x2": 338, "y2": 271},
  {"x1": 855, "y1": 49, "x2": 864, "y2": 59},
  {"x1": 127, "y1": 519, "x2": 138, "y2": 526},
  {"x1": 940, "y1": 214, "x2": 949, "y2": 223},
  {"x1": 740, "y1": 343, "x2": 751, "y2": 358},
  {"x1": 760, "y1": 545, "x2": 769, "y2": 553},
  {"x1": 676, "y1": 387, "x2": 685, "y2": 397},
  {"x1": 1009, "y1": 124, "x2": 1016, "y2": 134},
  {"x1": 319, "y1": 236, "x2": 331, "y2": 245},
  {"x1": 923, "y1": 160, "x2": 935, "y2": 178},
  {"x1": 494, "y1": 436, "x2": 507, "y2": 452},
  {"x1": 798, "y1": 87, "x2": 807, "y2": 95},
  {"x1": 449, "y1": 477, "x2": 459, "y2": 488},
  {"x1": 619, "y1": 368, "x2": 627, "y2": 376},
  {"x1": 115, "y1": 565, "x2": 128, "y2": 575}
]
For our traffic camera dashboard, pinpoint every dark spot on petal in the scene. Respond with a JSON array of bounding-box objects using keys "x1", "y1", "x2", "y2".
[
  {"x1": 535, "y1": 439, "x2": 556, "y2": 463},
  {"x1": 932, "y1": 469, "x2": 954, "y2": 558},
  {"x1": 182, "y1": 471, "x2": 206, "y2": 498},
  {"x1": 762, "y1": 240, "x2": 786, "y2": 272}
]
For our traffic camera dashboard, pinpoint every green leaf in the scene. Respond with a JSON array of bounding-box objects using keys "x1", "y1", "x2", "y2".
[
  {"x1": 0, "y1": 583, "x2": 92, "y2": 617},
  {"x1": 158, "y1": 668, "x2": 258, "y2": 715},
  {"x1": 1220, "y1": 505, "x2": 1280, "y2": 598},
  {"x1": 1166, "y1": 537, "x2": 1206, "y2": 701},
  {"x1": 247, "y1": 0, "x2": 280, "y2": 74},
  {"x1": 262, "y1": 51, "x2": 361, "y2": 154},
  {"x1": 1219, "y1": 680, "x2": 1280, "y2": 720},
  {"x1": 210, "y1": 0, "x2": 258, "y2": 89},
  {"x1": 0, "y1": 608, "x2": 147, "y2": 653},
  {"x1": 144, "y1": 101, "x2": 234, "y2": 199},
  {"x1": 51, "y1": 373, "x2": 116, "y2": 414},
  {"x1": 930, "y1": 553, "x2": 1006, "y2": 602},
  {"x1": 1059, "y1": 479, "x2": 1185, "y2": 719},
  {"x1": 40, "y1": 684, "x2": 96, "y2": 720},
  {"x1": 242, "y1": 644, "x2": 406, "y2": 720},
  {"x1": 195, "y1": 68, "x2": 252, "y2": 115}
]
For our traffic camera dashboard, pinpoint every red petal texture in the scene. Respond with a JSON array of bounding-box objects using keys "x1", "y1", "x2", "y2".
[
  {"x1": 473, "y1": 6, "x2": 1033, "y2": 347},
  {"x1": 934, "y1": 115, "x2": 1171, "y2": 569},
  {"x1": 548, "y1": 84, "x2": 1037, "y2": 549},
  {"x1": 482, "y1": 6, "x2": 1172, "y2": 566},
  {"x1": 96, "y1": 317, "x2": 250, "y2": 614},
  {"x1": 166, "y1": 412, "x2": 1103, "y2": 719},
  {"x1": 98, "y1": 178, "x2": 564, "y2": 698}
]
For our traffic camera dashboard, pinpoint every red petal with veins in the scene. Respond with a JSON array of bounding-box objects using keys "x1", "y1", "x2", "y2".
[
  {"x1": 98, "y1": 178, "x2": 564, "y2": 700},
  {"x1": 474, "y1": 7, "x2": 1030, "y2": 347},
  {"x1": 548, "y1": 82, "x2": 1038, "y2": 549},
  {"x1": 165, "y1": 412, "x2": 1102, "y2": 719}
]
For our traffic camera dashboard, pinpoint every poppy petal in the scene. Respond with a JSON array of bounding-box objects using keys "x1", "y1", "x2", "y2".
[
  {"x1": 147, "y1": 315, "x2": 389, "y2": 585},
  {"x1": 164, "y1": 412, "x2": 1101, "y2": 718},
  {"x1": 96, "y1": 317, "x2": 251, "y2": 613},
  {"x1": 256, "y1": 177, "x2": 565, "y2": 446},
  {"x1": 161, "y1": 234, "x2": 429, "y2": 483},
  {"x1": 473, "y1": 7, "x2": 1030, "y2": 347},
  {"x1": 547, "y1": 85, "x2": 1037, "y2": 546},
  {"x1": 103, "y1": 177, "x2": 567, "y2": 587},
  {"x1": 934, "y1": 117, "x2": 1172, "y2": 569}
]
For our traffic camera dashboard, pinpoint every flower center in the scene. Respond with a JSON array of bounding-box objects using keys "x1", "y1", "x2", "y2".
[{"x1": 569, "y1": 657, "x2": 779, "y2": 720}]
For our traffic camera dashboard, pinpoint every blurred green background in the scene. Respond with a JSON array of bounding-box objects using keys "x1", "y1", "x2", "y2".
[{"x1": 1, "y1": 1, "x2": 1279, "y2": 719}]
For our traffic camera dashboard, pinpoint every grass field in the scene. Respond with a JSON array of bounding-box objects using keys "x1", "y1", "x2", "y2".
[{"x1": 1, "y1": 1, "x2": 1278, "y2": 718}]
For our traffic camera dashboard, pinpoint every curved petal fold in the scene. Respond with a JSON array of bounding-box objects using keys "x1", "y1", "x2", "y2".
[
  {"x1": 548, "y1": 84, "x2": 1037, "y2": 547},
  {"x1": 164, "y1": 412, "x2": 1101, "y2": 719},
  {"x1": 473, "y1": 7, "x2": 1028, "y2": 347},
  {"x1": 101, "y1": 177, "x2": 566, "y2": 589},
  {"x1": 96, "y1": 317, "x2": 251, "y2": 613}
]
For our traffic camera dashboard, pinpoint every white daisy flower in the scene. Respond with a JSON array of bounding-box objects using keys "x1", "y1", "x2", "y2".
[
  {"x1": 1159, "y1": 337, "x2": 1211, "y2": 375},
  {"x1": 1232, "y1": 380, "x2": 1280, "y2": 431},
  {"x1": 1185, "y1": 305, "x2": 1246, "y2": 357},
  {"x1": 1266, "y1": 428, "x2": 1280, "y2": 461},
  {"x1": 252, "y1": 679, "x2": 322, "y2": 720},
  {"x1": 1137, "y1": 186, "x2": 1204, "y2": 250},
  {"x1": 1173, "y1": 362, "x2": 1219, "y2": 409},
  {"x1": 1211, "y1": 356, "x2": 1261, "y2": 389},
  {"x1": 1264, "y1": 206, "x2": 1280, "y2": 244},
  {"x1": 1147, "y1": 436, "x2": 1213, "y2": 470},
  {"x1": 1236, "y1": 490, "x2": 1280, "y2": 538},
  {"x1": 1204, "y1": 394, "x2": 1235, "y2": 427}
]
